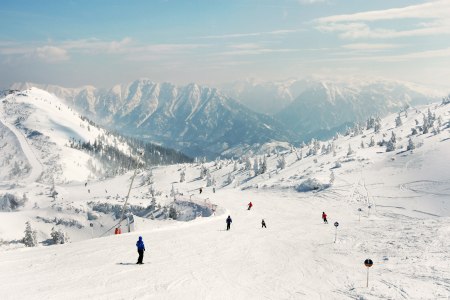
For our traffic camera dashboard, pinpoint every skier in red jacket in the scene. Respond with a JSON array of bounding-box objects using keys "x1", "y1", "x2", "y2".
[
  {"x1": 247, "y1": 202, "x2": 253, "y2": 210},
  {"x1": 322, "y1": 212, "x2": 328, "y2": 224}
]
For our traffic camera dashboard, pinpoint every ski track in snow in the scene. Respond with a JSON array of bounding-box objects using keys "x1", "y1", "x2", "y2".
[{"x1": 0, "y1": 114, "x2": 43, "y2": 184}]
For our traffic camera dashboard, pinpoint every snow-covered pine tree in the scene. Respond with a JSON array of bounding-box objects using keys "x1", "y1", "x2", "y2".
[
  {"x1": 260, "y1": 156, "x2": 267, "y2": 174},
  {"x1": 313, "y1": 139, "x2": 321, "y2": 155},
  {"x1": 253, "y1": 157, "x2": 260, "y2": 175},
  {"x1": 442, "y1": 94, "x2": 450, "y2": 105},
  {"x1": 51, "y1": 227, "x2": 69, "y2": 244},
  {"x1": 369, "y1": 136, "x2": 375, "y2": 147},
  {"x1": 170, "y1": 184, "x2": 176, "y2": 198},
  {"x1": 226, "y1": 173, "x2": 235, "y2": 185},
  {"x1": 366, "y1": 116, "x2": 375, "y2": 130},
  {"x1": 23, "y1": 221, "x2": 37, "y2": 247},
  {"x1": 374, "y1": 117, "x2": 382, "y2": 133},
  {"x1": 244, "y1": 157, "x2": 252, "y2": 171},
  {"x1": 295, "y1": 148, "x2": 303, "y2": 161},
  {"x1": 347, "y1": 144, "x2": 354, "y2": 156},
  {"x1": 407, "y1": 138, "x2": 415, "y2": 151},
  {"x1": 168, "y1": 206, "x2": 178, "y2": 220},
  {"x1": 200, "y1": 165, "x2": 208, "y2": 179},
  {"x1": 206, "y1": 172, "x2": 215, "y2": 187},
  {"x1": 395, "y1": 113, "x2": 402, "y2": 127},
  {"x1": 277, "y1": 155, "x2": 286, "y2": 169},
  {"x1": 386, "y1": 131, "x2": 397, "y2": 152},
  {"x1": 180, "y1": 170, "x2": 185, "y2": 183}
]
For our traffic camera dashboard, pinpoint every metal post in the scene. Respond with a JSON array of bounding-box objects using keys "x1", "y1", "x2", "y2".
[
  {"x1": 334, "y1": 227, "x2": 337, "y2": 243},
  {"x1": 366, "y1": 267, "x2": 369, "y2": 288},
  {"x1": 100, "y1": 150, "x2": 143, "y2": 237}
]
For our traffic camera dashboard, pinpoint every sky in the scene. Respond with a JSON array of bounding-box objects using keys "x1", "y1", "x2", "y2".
[{"x1": 0, "y1": 0, "x2": 449, "y2": 89}]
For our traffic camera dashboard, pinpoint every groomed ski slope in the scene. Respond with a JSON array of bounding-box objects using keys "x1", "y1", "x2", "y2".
[{"x1": 1, "y1": 186, "x2": 449, "y2": 300}]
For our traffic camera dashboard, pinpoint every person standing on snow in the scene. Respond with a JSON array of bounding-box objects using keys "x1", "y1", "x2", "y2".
[
  {"x1": 226, "y1": 215, "x2": 232, "y2": 230},
  {"x1": 136, "y1": 236, "x2": 145, "y2": 264},
  {"x1": 247, "y1": 202, "x2": 253, "y2": 210},
  {"x1": 261, "y1": 219, "x2": 266, "y2": 228},
  {"x1": 322, "y1": 212, "x2": 328, "y2": 224}
]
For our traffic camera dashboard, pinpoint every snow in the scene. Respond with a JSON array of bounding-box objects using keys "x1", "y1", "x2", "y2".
[{"x1": 0, "y1": 88, "x2": 450, "y2": 299}]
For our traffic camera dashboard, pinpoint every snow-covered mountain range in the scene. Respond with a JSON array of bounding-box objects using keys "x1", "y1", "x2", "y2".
[
  {"x1": 11, "y1": 80, "x2": 298, "y2": 159},
  {"x1": 12, "y1": 77, "x2": 444, "y2": 158},
  {"x1": 1, "y1": 86, "x2": 450, "y2": 298},
  {"x1": 222, "y1": 77, "x2": 444, "y2": 140}
]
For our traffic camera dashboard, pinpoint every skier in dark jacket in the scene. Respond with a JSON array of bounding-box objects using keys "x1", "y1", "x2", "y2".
[
  {"x1": 322, "y1": 212, "x2": 328, "y2": 224},
  {"x1": 136, "y1": 236, "x2": 145, "y2": 264},
  {"x1": 226, "y1": 215, "x2": 232, "y2": 230},
  {"x1": 261, "y1": 219, "x2": 266, "y2": 228}
]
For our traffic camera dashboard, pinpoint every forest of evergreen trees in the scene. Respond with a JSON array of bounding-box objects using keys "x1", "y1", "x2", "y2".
[{"x1": 69, "y1": 117, "x2": 192, "y2": 177}]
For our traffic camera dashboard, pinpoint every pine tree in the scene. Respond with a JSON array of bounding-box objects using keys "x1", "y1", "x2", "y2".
[
  {"x1": 368, "y1": 136, "x2": 375, "y2": 147},
  {"x1": 23, "y1": 221, "x2": 37, "y2": 247},
  {"x1": 395, "y1": 113, "x2": 402, "y2": 127},
  {"x1": 347, "y1": 144, "x2": 354, "y2": 156},
  {"x1": 244, "y1": 157, "x2": 252, "y2": 171},
  {"x1": 260, "y1": 156, "x2": 267, "y2": 174},
  {"x1": 253, "y1": 157, "x2": 260, "y2": 175},
  {"x1": 51, "y1": 227, "x2": 69, "y2": 244},
  {"x1": 168, "y1": 206, "x2": 178, "y2": 220},
  {"x1": 180, "y1": 170, "x2": 185, "y2": 182},
  {"x1": 277, "y1": 155, "x2": 286, "y2": 169},
  {"x1": 407, "y1": 138, "x2": 415, "y2": 151},
  {"x1": 374, "y1": 117, "x2": 382, "y2": 133},
  {"x1": 386, "y1": 132, "x2": 397, "y2": 152}
]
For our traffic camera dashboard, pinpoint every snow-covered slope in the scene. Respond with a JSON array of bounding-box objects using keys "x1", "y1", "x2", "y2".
[
  {"x1": 0, "y1": 88, "x2": 114, "y2": 184},
  {"x1": 1, "y1": 96, "x2": 450, "y2": 299}
]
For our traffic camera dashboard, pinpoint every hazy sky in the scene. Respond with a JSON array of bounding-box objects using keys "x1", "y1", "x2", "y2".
[{"x1": 1, "y1": 0, "x2": 449, "y2": 88}]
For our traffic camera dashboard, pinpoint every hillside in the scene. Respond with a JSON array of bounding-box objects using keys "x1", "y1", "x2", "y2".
[
  {"x1": 0, "y1": 96, "x2": 449, "y2": 299},
  {"x1": 11, "y1": 81, "x2": 299, "y2": 159}
]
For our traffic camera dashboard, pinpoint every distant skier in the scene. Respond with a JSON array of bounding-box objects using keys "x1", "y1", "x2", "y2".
[
  {"x1": 322, "y1": 212, "x2": 328, "y2": 224},
  {"x1": 261, "y1": 219, "x2": 266, "y2": 228},
  {"x1": 226, "y1": 215, "x2": 232, "y2": 231},
  {"x1": 199, "y1": 187, "x2": 203, "y2": 194},
  {"x1": 85, "y1": 182, "x2": 87, "y2": 187},
  {"x1": 136, "y1": 236, "x2": 145, "y2": 264},
  {"x1": 115, "y1": 227, "x2": 122, "y2": 234},
  {"x1": 213, "y1": 187, "x2": 216, "y2": 193},
  {"x1": 247, "y1": 202, "x2": 253, "y2": 210}
]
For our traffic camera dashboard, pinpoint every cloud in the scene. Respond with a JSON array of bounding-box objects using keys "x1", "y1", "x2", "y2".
[
  {"x1": 218, "y1": 48, "x2": 297, "y2": 56},
  {"x1": 315, "y1": 0, "x2": 450, "y2": 39},
  {"x1": 342, "y1": 43, "x2": 402, "y2": 51},
  {"x1": 0, "y1": 38, "x2": 207, "y2": 63},
  {"x1": 33, "y1": 46, "x2": 69, "y2": 62},
  {"x1": 199, "y1": 29, "x2": 303, "y2": 39},
  {"x1": 299, "y1": 0, "x2": 325, "y2": 4}
]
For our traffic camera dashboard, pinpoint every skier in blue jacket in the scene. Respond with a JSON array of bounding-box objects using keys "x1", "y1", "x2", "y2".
[
  {"x1": 136, "y1": 236, "x2": 145, "y2": 264},
  {"x1": 226, "y1": 215, "x2": 232, "y2": 231}
]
